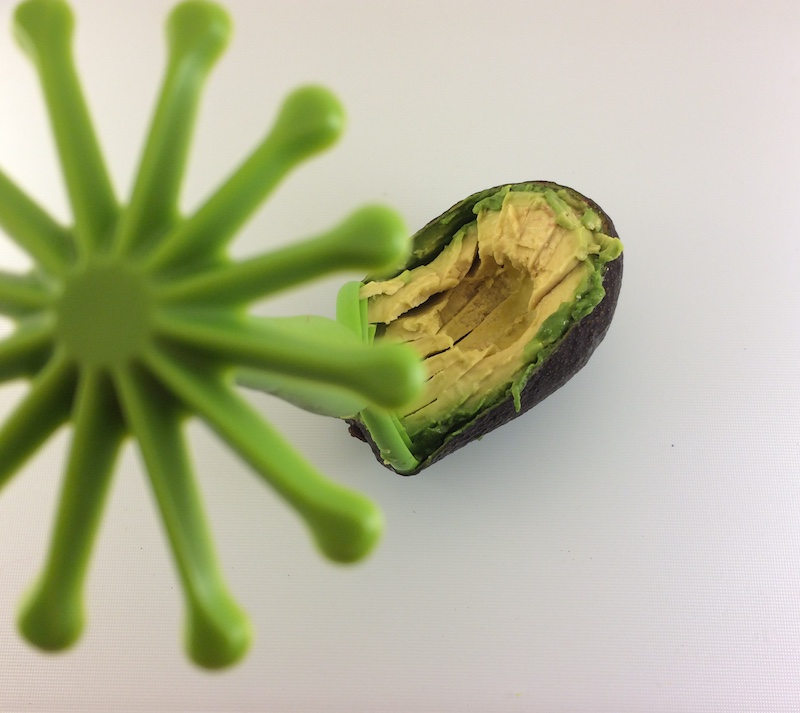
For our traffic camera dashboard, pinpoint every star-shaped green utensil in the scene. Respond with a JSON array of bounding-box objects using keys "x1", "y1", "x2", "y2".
[{"x1": 0, "y1": 0, "x2": 423, "y2": 669}]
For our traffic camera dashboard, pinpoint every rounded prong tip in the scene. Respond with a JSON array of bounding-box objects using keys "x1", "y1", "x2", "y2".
[
  {"x1": 361, "y1": 344, "x2": 425, "y2": 409},
  {"x1": 18, "y1": 584, "x2": 83, "y2": 652},
  {"x1": 311, "y1": 493, "x2": 383, "y2": 564},
  {"x1": 271, "y1": 85, "x2": 345, "y2": 160},
  {"x1": 167, "y1": 0, "x2": 231, "y2": 67},
  {"x1": 330, "y1": 204, "x2": 410, "y2": 273},
  {"x1": 13, "y1": 0, "x2": 73, "y2": 58},
  {"x1": 186, "y1": 599, "x2": 251, "y2": 669}
]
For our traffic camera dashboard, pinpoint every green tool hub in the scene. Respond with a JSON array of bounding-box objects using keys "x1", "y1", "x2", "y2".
[
  {"x1": 56, "y1": 263, "x2": 154, "y2": 369},
  {"x1": 0, "y1": 0, "x2": 423, "y2": 669}
]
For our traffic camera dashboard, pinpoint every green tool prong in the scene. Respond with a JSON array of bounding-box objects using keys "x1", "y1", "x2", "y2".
[
  {"x1": 0, "y1": 271, "x2": 55, "y2": 317},
  {"x1": 14, "y1": 0, "x2": 118, "y2": 255},
  {"x1": 155, "y1": 311, "x2": 424, "y2": 410},
  {"x1": 237, "y1": 367, "x2": 368, "y2": 419},
  {"x1": 335, "y1": 280, "x2": 419, "y2": 473},
  {"x1": 156, "y1": 204, "x2": 407, "y2": 306},
  {"x1": 18, "y1": 369, "x2": 124, "y2": 651},
  {"x1": 359, "y1": 408, "x2": 419, "y2": 475},
  {"x1": 0, "y1": 353, "x2": 76, "y2": 492},
  {"x1": 142, "y1": 344, "x2": 382, "y2": 563},
  {"x1": 114, "y1": 2, "x2": 231, "y2": 260},
  {"x1": 114, "y1": 363, "x2": 251, "y2": 669},
  {"x1": 335, "y1": 280, "x2": 366, "y2": 341},
  {"x1": 235, "y1": 315, "x2": 370, "y2": 417},
  {"x1": 143, "y1": 84, "x2": 345, "y2": 273},
  {"x1": 0, "y1": 170, "x2": 75, "y2": 276},
  {"x1": 0, "y1": 320, "x2": 54, "y2": 384}
]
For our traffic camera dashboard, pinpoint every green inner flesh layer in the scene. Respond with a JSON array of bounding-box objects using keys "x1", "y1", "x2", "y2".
[{"x1": 359, "y1": 186, "x2": 622, "y2": 469}]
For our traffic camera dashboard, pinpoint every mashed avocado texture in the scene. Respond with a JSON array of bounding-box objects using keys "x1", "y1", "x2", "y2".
[{"x1": 357, "y1": 184, "x2": 622, "y2": 469}]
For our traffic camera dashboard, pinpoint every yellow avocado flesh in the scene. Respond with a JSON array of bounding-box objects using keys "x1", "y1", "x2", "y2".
[{"x1": 361, "y1": 189, "x2": 603, "y2": 437}]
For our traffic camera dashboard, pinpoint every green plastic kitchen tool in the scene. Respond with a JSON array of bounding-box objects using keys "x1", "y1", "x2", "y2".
[{"x1": 0, "y1": 0, "x2": 423, "y2": 669}]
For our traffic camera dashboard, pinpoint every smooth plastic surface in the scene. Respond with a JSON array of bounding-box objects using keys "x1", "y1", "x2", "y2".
[{"x1": 0, "y1": 0, "x2": 423, "y2": 669}]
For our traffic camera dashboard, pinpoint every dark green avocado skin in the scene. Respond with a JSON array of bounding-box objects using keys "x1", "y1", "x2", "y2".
[{"x1": 348, "y1": 181, "x2": 624, "y2": 474}]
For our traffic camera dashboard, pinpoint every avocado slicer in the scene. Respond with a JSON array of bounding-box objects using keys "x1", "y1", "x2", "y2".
[{"x1": 0, "y1": 0, "x2": 424, "y2": 669}]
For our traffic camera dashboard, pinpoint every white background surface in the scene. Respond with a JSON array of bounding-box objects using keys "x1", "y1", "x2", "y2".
[{"x1": 1, "y1": 0, "x2": 799, "y2": 710}]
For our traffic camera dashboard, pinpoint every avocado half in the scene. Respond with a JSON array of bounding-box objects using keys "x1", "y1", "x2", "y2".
[{"x1": 343, "y1": 181, "x2": 623, "y2": 474}]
